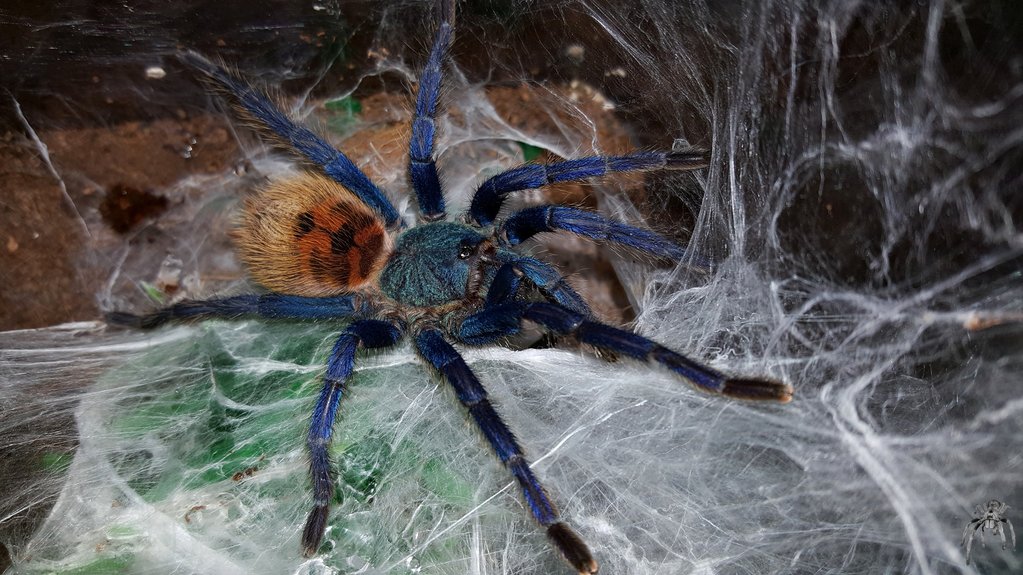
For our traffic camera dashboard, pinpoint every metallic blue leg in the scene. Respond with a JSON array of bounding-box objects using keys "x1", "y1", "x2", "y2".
[
  {"x1": 458, "y1": 302, "x2": 524, "y2": 345},
  {"x1": 105, "y1": 294, "x2": 367, "y2": 329},
  {"x1": 179, "y1": 51, "x2": 400, "y2": 225},
  {"x1": 485, "y1": 263, "x2": 525, "y2": 306},
  {"x1": 414, "y1": 329, "x2": 598, "y2": 574},
  {"x1": 494, "y1": 255, "x2": 591, "y2": 316},
  {"x1": 409, "y1": 0, "x2": 455, "y2": 221},
  {"x1": 302, "y1": 319, "x2": 402, "y2": 556},
  {"x1": 469, "y1": 149, "x2": 709, "y2": 226},
  {"x1": 501, "y1": 205, "x2": 696, "y2": 262},
  {"x1": 458, "y1": 302, "x2": 792, "y2": 402}
]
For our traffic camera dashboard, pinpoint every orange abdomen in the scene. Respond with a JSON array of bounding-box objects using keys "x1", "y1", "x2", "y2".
[{"x1": 234, "y1": 172, "x2": 392, "y2": 296}]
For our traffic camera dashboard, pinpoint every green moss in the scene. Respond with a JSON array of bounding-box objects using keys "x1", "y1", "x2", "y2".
[
  {"x1": 325, "y1": 95, "x2": 362, "y2": 133},
  {"x1": 58, "y1": 556, "x2": 133, "y2": 575},
  {"x1": 517, "y1": 141, "x2": 544, "y2": 163},
  {"x1": 139, "y1": 281, "x2": 165, "y2": 305},
  {"x1": 422, "y1": 458, "x2": 473, "y2": 504},
  {"x1": 325, "y1": 95, "x2": 361, "y2": 114},
  {"x1": 39, "y1": 451, "x2": 73, "y2": 473}
]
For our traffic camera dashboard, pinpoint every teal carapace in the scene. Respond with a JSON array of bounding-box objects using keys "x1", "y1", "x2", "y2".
[{"x1": 379, "y1": 222, "x2": 487, "y2": 307}]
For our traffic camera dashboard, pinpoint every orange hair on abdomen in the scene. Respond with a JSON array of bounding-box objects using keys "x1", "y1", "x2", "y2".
[{"x1": 234, "y1": 172, "x2": 392, "y2": 296}]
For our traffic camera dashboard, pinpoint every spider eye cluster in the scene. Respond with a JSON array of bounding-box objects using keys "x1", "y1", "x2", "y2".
[{"x1": 458, "y1": 240, "x2": 475, "y2": 260}]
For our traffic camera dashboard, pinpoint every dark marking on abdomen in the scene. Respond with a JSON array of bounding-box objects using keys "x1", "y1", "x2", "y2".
[
  {"x1": 296, "y1": 211, "x2": 386, "y2": 289},
  {"x1": 294, "y1": 211, "x2": 315, "y2": 238},
  {"x1": 308, "y1": 242, "x2": 351, "y2": 285},
  {"x1": 329, "y1": 225, "x2": 356, "y2": 255},
  {"x1": 357, "y1": 234, "x2": 384, "y2": 277}
]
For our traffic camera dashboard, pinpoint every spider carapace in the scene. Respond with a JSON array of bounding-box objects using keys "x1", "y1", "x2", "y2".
[{"x1": 108, "y1": 1, "x2": 792, "y2": 573}]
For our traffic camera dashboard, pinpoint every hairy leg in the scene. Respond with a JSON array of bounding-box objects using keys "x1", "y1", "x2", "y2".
[
  {"x1": 178, "y1": 51, "x2": 400, "y2": 225},
  {"x1": 408, "y1": 0, "x2": 456, "y2": 220},
  {"x1": 490, "y1": 255, "x2": 590, "y2": 316},
  {"x1": 415, "y1": 329, "x2": 598, "y2": 574},
  {"x1": 469, "y1": 149, "x2": 708, "y2": 226},
  {"x1": 459, "y1": 301, "x2": 792, "y2": 402},
  {"x1": 302, "y1": 319, "x2": 402, "y2": 556},
  {"x1": 105, "y1": 294, "x2": 367, "y2": 329},
  {"x1": 500, "y1": 205, "x2": 709, "y2": 267}
]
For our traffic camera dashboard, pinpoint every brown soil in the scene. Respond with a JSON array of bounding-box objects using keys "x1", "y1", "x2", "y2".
[{"x1": 0, "y1": 115, "x2": 239, "y2": 329}]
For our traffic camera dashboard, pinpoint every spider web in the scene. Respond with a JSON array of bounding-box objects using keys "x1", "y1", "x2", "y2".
[{"x1": 2, "y1": 1, "x2": 1022, "y2": 574}]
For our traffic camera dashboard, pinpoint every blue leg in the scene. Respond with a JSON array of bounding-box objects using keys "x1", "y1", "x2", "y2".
[
  {"x1": 478, "y1": 263, "x2": 564, "y2": 344},
  {"x1": 414, "y1": 329, "x2": 598, "y2": 574},
  {"x1": 485, "y1": 263, "x2": 525, "y2": 306},
  {"x1": 469, "y1": 149, "x2": 709, "y2": 226},
  {"x1": 409, "y1": 0, "x2": 455, "y2": 221},
  {"x1": 303, "y1": 320, "x2": 402, "y2": 556},
  {"x1": 459, "y1": 302, "x2": 792, "y2": 402},
  {"x1": 105, "y1": 294, "x2": 367, "y2": 329},
  {"x1": 178, "y1": 51, "x2": 400, "y2": 226},
  {"x1": 494, "y1": 254, "x2": 591, "y2": 316},
  {"x1": 501, "y1": 205, "x2": 703, "y2": 264}
]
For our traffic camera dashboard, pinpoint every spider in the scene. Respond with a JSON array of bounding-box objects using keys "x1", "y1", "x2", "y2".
[
  {"x1": 962, "y1": 499, "x2": 1016, "y2": 564},
  {"x1": 107, "y1": 2, "x2": 792, "y2": 573}
]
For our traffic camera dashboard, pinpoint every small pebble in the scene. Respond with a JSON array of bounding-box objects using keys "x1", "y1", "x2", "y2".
[{"x1": 565, "y1": 44, "x2": 585, "y2": 63}]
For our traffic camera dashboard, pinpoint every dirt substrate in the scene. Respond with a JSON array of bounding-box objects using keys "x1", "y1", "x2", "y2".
[{"x1": 0, "y1": 114, "x2": 239, "y2": 329}]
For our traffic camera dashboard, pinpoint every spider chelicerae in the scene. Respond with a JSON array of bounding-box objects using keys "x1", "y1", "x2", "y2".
[
  {"x1": 962, "y1": 499, "x2": 1016, "y2": 565},
  {"x1": 108, "y1": 1, "x2": 792, "y2": 573}
]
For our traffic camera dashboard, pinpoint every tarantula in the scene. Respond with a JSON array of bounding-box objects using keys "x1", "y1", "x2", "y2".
[
  {"x1": 108, "y1": 1, "x2": 792, "y2": 573},
  {"x1": 962, "y1": 499, "x2": 1016, "y2": 564}
]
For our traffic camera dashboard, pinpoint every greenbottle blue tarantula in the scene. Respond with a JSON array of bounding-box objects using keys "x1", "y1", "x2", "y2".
[{"x1": 108, "y1": 1, "x2": 792, "y2": 573}]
